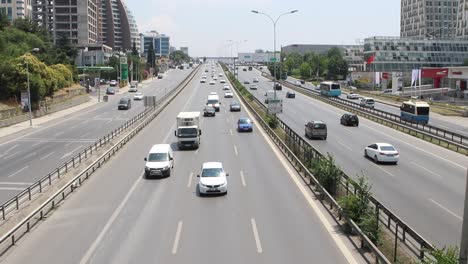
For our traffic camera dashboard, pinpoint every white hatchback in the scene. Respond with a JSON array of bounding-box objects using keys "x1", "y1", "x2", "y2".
[
  {"x1": 364, "y1": 143, "x2": 399, "y2": 164},
  {"x1": 197, "y1": 162, "x2": 228, "y2": 195}
]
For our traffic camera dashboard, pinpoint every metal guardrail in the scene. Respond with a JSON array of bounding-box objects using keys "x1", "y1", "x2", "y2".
[
  {"x1": 223, "y1": 66, "x2": 391, "y2": 263},
  {"x1": 269, "y1": 75, "x2": 468, "y2": 155},
  {"x1": 0, "y1": 65, "x2": 200, "y2": 256},
  {"x1": 228, "y1": 66, "x2": 435, "y2": 262},
  {"x1": 0, "y1": 66, "x2": 200, "y2": 225}
]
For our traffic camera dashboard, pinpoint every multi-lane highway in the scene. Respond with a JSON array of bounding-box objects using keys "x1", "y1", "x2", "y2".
[
  {"x1": 237, "y1": 67, "x2": 468, "y2": 247},
  {"x1": 0, "y1": 63, "x2": 363, "y2": 264},
  {"x1": 0, "y1": 69, "x2": 192, "y2": 203}
]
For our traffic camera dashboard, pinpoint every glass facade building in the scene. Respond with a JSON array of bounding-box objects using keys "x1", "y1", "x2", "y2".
[{"x1": 140, "y1": 31, "x2": 171, "y2": 57}]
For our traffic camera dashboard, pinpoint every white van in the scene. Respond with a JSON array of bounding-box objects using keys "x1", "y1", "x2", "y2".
[
  {"x1": 144, "y1": 144, "x2": 174, "y2": 178},
  {"x1": 207, "y1": 94, "x2": 220, "y2": 112},
  {"x1": 360, "y1": 97, "x2": 375, "y2": 109}
]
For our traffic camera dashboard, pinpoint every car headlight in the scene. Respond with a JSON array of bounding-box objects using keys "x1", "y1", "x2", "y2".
[
  {"x1": 145, "y1": 166, "x2": 150, "y2": 171},
  {"x1": 199, "y1": 182, "x2": 207, "y2": 187},
  {"x1": 163, "y1": 165, "x2": 170, "y2": 170}
]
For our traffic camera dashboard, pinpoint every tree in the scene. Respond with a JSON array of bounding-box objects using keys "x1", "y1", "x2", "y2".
[
  {"x1": 169, "y1": 50, "x2": 190, "y2": 65},
  {"x1": 132, "y1": 40, "x2": 138, "y2": 56},
  {"x1": 299, "y1": 62, "x2": 311, "y2": 79},
  {"x1": 311, "y1": 153, "x2": 342, "y2": 195},
  {"x1": 284, "y1": 52, "x2": 302, "y2": 71},
  {"x1": 327, "y1": 56, "x2": 348, "y2": 80},
  {"x1": 146, "y1": 42, "x2": 155, "y2": 68},
  {"x1": 0, "y1": 13, "x2": 9, "y2": 31}
]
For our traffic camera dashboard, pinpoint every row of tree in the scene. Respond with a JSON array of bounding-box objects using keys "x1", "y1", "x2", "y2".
[{"x1": 268, "y1": 47, "x2": 348, "y2": 81}]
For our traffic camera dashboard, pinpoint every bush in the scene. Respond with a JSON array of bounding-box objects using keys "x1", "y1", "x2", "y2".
[
  {"x1": 265, "y1": 114, "x2": 278, "y2": 128},
  {"x1": 311, "y1": 153, "x2": 341, "y2": 195},
  {"x1": 419, "y1": 247, "x2": 459, "y2": 264}
]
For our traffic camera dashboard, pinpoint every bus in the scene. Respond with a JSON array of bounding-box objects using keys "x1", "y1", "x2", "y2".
[
  {"x1": 400, "y1": 100, "x2": 430, "y2": 124},
  {"x1": 320, "y1": 81, "x2": 341, "y2": 97}
]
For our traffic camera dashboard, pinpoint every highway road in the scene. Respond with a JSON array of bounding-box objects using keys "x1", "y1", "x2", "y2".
[
  {"x1": 237, "y1": 68, "x2": 468, "y2": 247},
  {"x1": 285, "y1": 75, "x2": 468, "y2": 137},
  {"x1": 0, "y1": 63, "x2": 363, "y2": 264},
  {"x1": 0, "y1": 69, "x2": 192, "y2": 204}
]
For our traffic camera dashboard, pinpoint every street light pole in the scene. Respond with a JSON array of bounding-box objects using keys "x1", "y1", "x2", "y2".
[
  {"x1": 24, "y1": 48, "x2": 40, "y2": 127},
  {"x1": 460, "y1": 168, "x2": 468, "y2": 264},
  {"x1": 251, "y1": 10, "x2": 298, "y2": 101}
]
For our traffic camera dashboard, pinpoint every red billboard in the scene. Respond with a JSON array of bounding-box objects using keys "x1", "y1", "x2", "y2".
[{"x1": 421, "y1": 68, "x2": 449, "y2": 78}]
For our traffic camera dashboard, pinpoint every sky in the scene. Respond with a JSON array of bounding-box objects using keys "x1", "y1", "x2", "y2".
[{"x1": 126, "y1": 0, "x2": 401, "y2": 57}]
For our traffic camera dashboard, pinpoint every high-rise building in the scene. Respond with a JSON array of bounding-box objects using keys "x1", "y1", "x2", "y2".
[
  {"x1": 140, "y1": 31, "x2": 171, "y2": 57},
  {"x1": 456, "y1": 0, "x2": 468, "y2": 37},
  {"x1": 32, "y1": 0, "x2": 98, "y2": 45},
  {"x1": 123, "y1": 2, "x2": 140, "y2": 53},
  {"x1": 99, "y1": 0, "x2": 131, "y2": 51},
  {"x1": 0, "y1": 0, "x2": 32, "y2": 21},
  {"x1": 401, "y1": 0, "x2": 458, "y2": 38}
]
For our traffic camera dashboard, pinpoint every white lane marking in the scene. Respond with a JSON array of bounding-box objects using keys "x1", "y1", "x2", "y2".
[
  {"x1": 65, "y1": 142, "x2": 74, "y2": 147},
  {"x1": 105, "y1": 119, "x2": 113, "y2": 125},
  {"x1": 40, "y1": 151, "x2": 56, "y2": 160},
  {"x1": 60, "y1": 145, "x2": 82, "y2": 159},
  {"x1": 80, "y1": 132, "x2": 91, "y2": 138},
  {"x1": 187, "y1": 172, "x2": 193, "y2": 188},
  {"x1": 230, "y1": 129, "x2": 233, "y2": 136},
  {"x1": 0, "y1": 181, "x2": 33, "y2": 185},
  {"x1": 31, "y1": 141, "x2": 43, "y2": 147},
  {"x1": 3, "y1": 151, "x2": 21, "y2": 160},
  {"x1": 23, "y1": 152, "x2": 37, "y2": 159},
  {"x1": 195, "y1": 149, "x2": 199, "y2": 155},
  {"x1": 362, "y1": 124, "x2": 466, "y2": 170},
  {"x1": 250, "y1": 218, "x2": 263, "y2": 253},
  {"x1": 372, "y1": 164, "x2": 395, "y2": 177},
  {"x1": 336, "y1": 140, "x2": 352, "y2": 151},
  {"x1": 79, "y1": 173, "x2": 143, "y2": 264},
  {"x1": 234, "y1": 145, "x2": 238, "y2": 156},
  {"x1": 0, "y1": 187, "x2": 27, "y2": 191},
  {"x1": 410, "y1": 162, "x2": 442, "y2": 179},
  {"x1": 240, "y1": 170, "x2": 246, "y2": 187},
  {"x1": 4, "y1": 144, "x2": 18, "y2": 154},
  {"x1": 437, "y1": 124, "x2": 451, "y2": 130},
  {"x1": 172, "y1": 221, "x2": 183, "y2": 254},
  {"x1": 429, "y1": 198, "x2": 462, "y2": 221},
  {"x1": 7, "y1": 166, "x2": 29, "y2": 178},
  {"x1": 54, "y1": 131, "x2": 64, "y2": 137},
  {"x1": 69, "y1": 124, "x2": 78, "y2": 129},
  {"x1": 343, "y1": 128, "x2": 353, "y2": 133}
]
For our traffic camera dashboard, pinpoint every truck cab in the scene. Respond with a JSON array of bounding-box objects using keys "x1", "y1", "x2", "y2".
[{"x1": 175, "y1": 112, "x2": 202, "y2": 149}]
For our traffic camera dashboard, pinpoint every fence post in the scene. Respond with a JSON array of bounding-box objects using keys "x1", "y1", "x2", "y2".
[{"x1": 394, "y1": 224, "x2": 399, "y2": 262}]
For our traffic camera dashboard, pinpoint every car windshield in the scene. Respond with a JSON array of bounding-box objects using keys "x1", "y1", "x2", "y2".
[
  {"x1": 148, "y1": 153, "x2": 168, "y2": 162},
  {"x1": 366, "y1": 99, "x2": 375, "y2": 103},
  {"x1": 119, "y1": 99, "x2": 128, "y2": 104},
  {"x1": 231, "y1": 103, "x2": 240, "y2": 107},
  {"x1": 205, "y1": 106, "x2": 214, "y2": 111},
  {"x1": 380, "y1": 146, "x2": 396, "y2": 151},
  {"x1": 207, "y1": 99, "x2": 218, "y2": 104},
  {"x1": 178, "y1": 128, "x2": 198, "y2": 137},
  {"x1": 135, "y1": 93, "x2": 142, "y2": 96},
  {"x1": 201, "y1": 168, "x2": 223, "y2": 177},
  {"x1": 238, "y1": 118, "x2": 251, "y2": 124}
]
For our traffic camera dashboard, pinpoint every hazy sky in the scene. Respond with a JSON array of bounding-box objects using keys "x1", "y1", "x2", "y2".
[{"x1": 126, "y1": 0, "x2": 401, "y2": 57}]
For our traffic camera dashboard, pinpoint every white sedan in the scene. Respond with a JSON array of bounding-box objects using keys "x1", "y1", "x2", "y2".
[
  {"x1": 223, "y1": 84, "x2": 230, "y2": 90},
  {"x1": 197, "y1": 162, "x2": 228, "y2": 195},
  {"x1": 347, "y1": 93, "x2": 360, "y2": 99},
  {"x1": 224, "y1": 91, "x2": 233, "y2": 98},
  {"x1": 220, "y1": 79, "x2": 226, "y2": 83},
  {"x1": 133, "y1": 92, "x2": 144, "y2": 100},
  {"x1": 209, "y1": 80, "x2": 216, "y2": 85},
  {"x1": 364, "y1": 143, "x2": 399, "y2": 164}
]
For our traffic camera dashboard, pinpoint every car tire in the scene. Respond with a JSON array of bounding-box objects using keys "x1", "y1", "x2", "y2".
[
  {"x1": 364, "y1": 150, "x2": 367, "y2": 157},
  {"x1": 323, "y1": 136, "x2": 327, "y2": 140},
  {"x1": 374, "y1": 155, "x2": 379, "y2": 164}
]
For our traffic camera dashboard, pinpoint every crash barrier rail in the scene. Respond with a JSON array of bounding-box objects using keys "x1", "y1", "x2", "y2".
[
  {"x1": 231, "y1": 67, "x2": 435, "y2": 262},
  {"x1": 263, "y1": 73, "x2": 468, "y2": 155},
  {"x1": 0, "y1": 66, "x2": 200, "y2": 225},
  {"x1": 223, "y1": 66, "x2": 391, "y2": 263}
]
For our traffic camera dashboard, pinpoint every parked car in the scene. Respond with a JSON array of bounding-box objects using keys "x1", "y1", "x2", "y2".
[
  {"x1": 106, "y1": 87, "x2": 116, "y2": 95},
  {"x1": 364, "y1": 143, "x2": 399, "y2": 164},
  {"x1": 230, "y1": 102, "x2": 241, "y2": 112},
  {"x1": 304, "y1": 121, "x2": 327, "y2": 140},
  {"x1": 347, "y1": 93, "x2": 360, "y2": 99},
  {"x1": 237, "y1": 117, "x2": 253, "y2": 132},
  {"x1": 197, "y1": 162, "x2": 228, "y2": 195},
  {"x1": 243, "y1": 68, "x2": 247, "y2": 71},
  {"x1": 286, "y1": 91, "x2": 295, "y2": 98},
  {"x1": 203, "y1": 105, "x2": 216, "y2": 117},
  {"x1": 360, "y1": 97, "x2": 375, "y2": 109},
  {"x1": 109, "y1": 80, "x2": 118, "y2": 87},
  {"x1": 133, "y1": 92, "x2": 144, "y2": 100},
  {"x1": 340, "y1": 113, "x2": 359, "y2": 126},
  {"x1": 273, "y1": 83, "x2": 282, "y2": 90},
  {"x1": 118, "y1": 98, "x2": 132, "y2": 110}
]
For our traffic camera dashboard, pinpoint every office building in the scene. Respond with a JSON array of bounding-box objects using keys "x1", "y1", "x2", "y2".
[
  {"x1": 140, "y1": 31, "x2": 171, "y2": 57},
  {"x1": 400, "y1": 0, "x2": 458, "y2": 38},
  {"x1": 0, "y1": 0, "x2": 32, "y2": 21},
  {"x1": 123, "y1": 2, "x2": 140, "y2": 53},
  {"x1": 32, "y1": 0, "x2": 98, "y2": 45}
]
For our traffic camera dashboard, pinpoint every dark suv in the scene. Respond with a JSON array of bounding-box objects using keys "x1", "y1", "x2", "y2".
[
  {"x1": 340, "y1": 113, "x2": 359, "y2": 126},
  {"x1": 118, "y1": 98, "x2": 132, "y2": 110},
  {"x1": 273, "y1": 83, "x2": 282, "y2": 90}
]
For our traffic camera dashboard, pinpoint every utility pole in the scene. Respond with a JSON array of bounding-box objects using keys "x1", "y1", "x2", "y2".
[{"x1": 460, "y1": 168, "x2": 468, "y2": 264}]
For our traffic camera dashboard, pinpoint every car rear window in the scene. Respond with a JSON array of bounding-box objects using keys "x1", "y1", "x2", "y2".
[
  {"x1": 313, "y1": 124, "x2": 326, "y2": 129},
  {"x1": 380, "y1": 146, "x2": 395, "y2": 151},
  {"x1": 366, "y1": 99, "x2": 375, "y2": 104},
  {"x1": 119, "y1": 99, "x2": 128, "y2": 104}
]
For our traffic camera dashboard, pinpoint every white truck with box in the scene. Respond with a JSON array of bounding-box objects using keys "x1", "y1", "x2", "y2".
[{"x1": 174, "y1": 112, "x2": 202, "y2": 149}]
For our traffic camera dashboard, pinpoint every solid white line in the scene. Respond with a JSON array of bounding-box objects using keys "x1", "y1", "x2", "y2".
[
  {"x1": 4, "y1": 144, "x2": 18, "y2": 153},
  {"x1": 80, "y1": 132, "x2": 91, "y2": 138},
  {"x1": 65, "y1": 142, "x2": 74, "y2": 147},
  {"x1": 54, "y1": 131, "x2": 64, "y2": 137},
  {"x1": 234, "y1": 145, "x2": 238, "y2": 156},
  {"x1": 230, "y1": 129, "x2": 233, "y2": 136},
  {"x1": 31, "y1": 141, "x2": 42, "y2": 147},
  {"x1": 0, "y1": 187, "x2": 27, "y2": 191},
  {"x1": 410, "y1": 162, "x2": 442, "y2": 179},
  {"x1": 7, "y1": 166, "x2": 29, "y2": 178},
  {"x1": 40, "y1": 151, "x2": 55, "y2": 160},
  {"x1": 69, "y1": 145, "x2": 82, "y2": 154},
  {"x1": 172, "y1": 221, "x2": 183, "y2": 254},
  {"x1": 79, "y1": 174, "x2": 143, "y2": 264},
  {"x1": 336, "y1": 140, "x2": 352, "y2": 151},
  {"x1": 429, "y1": 198, "x2": 463, "y2": 221},
  {"x1": 105, "y1": 119, "x2": 113, "y2": 125},
  {"x1": 373, "y1": 165, "x2": 395, "y2": 177},
  {"x1": 187, "y1": 172, "x2": 193, "y2": 188},
  {"x1": 250, "y1": 218, "x2": 263, "y2": 253},
  {"x1": 3, "y1": 151, "x2": 20, "y2": 160},
  {"x1": 240, "y1": 170, "x2": 246, "y2": 187},
  {"x1": 0, "y1": 181, "x2": 33, "y2": 185}
]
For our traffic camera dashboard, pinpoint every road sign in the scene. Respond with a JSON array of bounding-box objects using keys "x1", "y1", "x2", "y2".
[
  {"x1": 267, "y1": 100, "x2": 283, "y2": 114},
  {"x1": 144, "y1": 96, "x2": 156, "y2": 107},
  {"x1": 120, "y1": 57, "x2": 127, "y2": 65},
  {"x1": 270, "y1": 57, "x2": 277, "y2": 62}
]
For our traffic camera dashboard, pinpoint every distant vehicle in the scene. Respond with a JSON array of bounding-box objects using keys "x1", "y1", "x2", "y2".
[
  {"x1": 109, "y1": 80, "x2": 118, "y2": 87},
  {"x1": 213, "y1": 76, "x2": 218, "y2": 80},
  {"x1": 400, "y1": 100, "x2": 430, "y2": 124},
  {"x1": 209, "y1": 80, "x2": 216, "y2": 85},
  {"x1": 223, "y1": 85, "x2": 230, "y2": 90},
  {"x1": 243, "y1": 68, "x2": 247, "y2": 71},
  {"x1": 100, "y1": 79, "x2": 106, "y2": 85},
  {"x1": 207, "y1": 94, "x2": 220, "y2": 111},
  {"x1": 129, "y1": 84, "x2": 137, "y2": 92},
  {"x1": 144, "y1": 144, "x2": 174, "y2": 178},
  {"x1": 295, "y1": 80, "x2": 302, "y2": 86},
  {"x1": 157, "y1": 74, "x2": 163, "y2": 79},
  {"x1": 200, "y1": 78, "x2": 206, "y2": 83},
  {"x1": 178, "y1": 65, "x2": 184, "y2": 70},
  {"x1": 259, "y1": 67, "x2": 263, "y2": 70},
  {"x1": 218, "y1": 73, "x2": 223, "y2": 77},
  {"x1": 203, "y1": 105, "x2": 216, "y2": 117},
  {"x1": 224, "y1": 91, "x2": 233, "y2": 98},
  {"x1": 175, "y1": 112, "x2": 201, "y2": 149},
  {"x1": 248, "y1": 66, "x2": 252, "y2": 71},
  {"x1": 340, "y1": 113, "x2": 359, "y2": 126},
  {"x1": 220, "y1": 79, "x2": 226, "y2": 83},
  {"x1": 360, "y1": 98, "x2": 375, "y2": 109},
  {"x1": 133, "y1": 92, "x2": 144, "y2": 100},
  {"x1": 273, "y1": 83, "x2": 282, "y2": 90},
  {"x1": 305, "y1": 121, "x2": 327, "y2": 140},
  {"x1": 253, "y1": 78, "x2": 259, "y2": 83},
  {"x1": 347, "y1": 93, "x2": 360, "y2": 99},
  {"x1": 364, "y1": 143, "x2": 399, "y2": 164},
  {"x1": 197, "y1": 162, "x2": 228, "y2": 195},
  {"x1": 230, "y1": 102, "x2": 241, "y2": 112},
  {"x1": 106, "y1": 87, "x2": 116, "y2": 95},
  {"x1": 243, "y1": 80, "x2": 250, "y2": 84},
  {"x1": 286, "y1": 91, "x2": 295, "y2": 98},
  {"x1": 237, "y1": 117, "x2": 253, "y2": 132},
  {"x1": 209, "y1": 92, "x2": 218, "y2": 96},
  {"x1": 205, "y1": 69, "x2": 209, "y2": 72},
  {"x1": 250, "y1": 84, "x2": 257, "y2": 90},
  {"x1": 320, "y1": 81, "x2": 341, "y2": 97},
  {"x1": 118, "y1": 98, "x2": 132, "y2": 110}
]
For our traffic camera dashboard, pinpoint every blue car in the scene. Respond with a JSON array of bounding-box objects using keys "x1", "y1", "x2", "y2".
[{"x1": 237, "y1": 118, "x2": 253, "y2": 132}]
